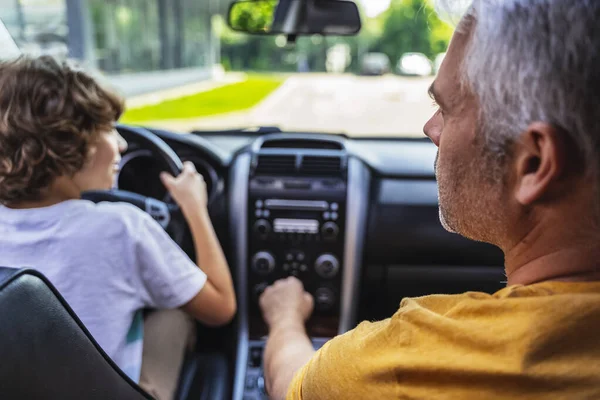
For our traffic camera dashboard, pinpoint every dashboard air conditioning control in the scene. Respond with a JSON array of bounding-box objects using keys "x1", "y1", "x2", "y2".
[
  {"x1": 321, "y1": 221, "x2": 339, "y2": 240},
  {"x1": 252, "y1": 282, "x2": 269, "y2": 303},
  {"x1": 314, "y1": 254, "x2": 340, "y2": 278},
  {"x1": 314, "y1": 287, "x2": 336, "y2": 311},
  {"x1": 253, "y1": 219, "x2": 271, "y2": 239},
  {"x1": 251, "y1": 252, "x2": 276, "y2": 275}
]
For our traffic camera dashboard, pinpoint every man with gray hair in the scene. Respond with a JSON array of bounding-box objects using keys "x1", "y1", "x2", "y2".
[{"x1": 258, "y1": 1, "x2": 600, "y2": 398}]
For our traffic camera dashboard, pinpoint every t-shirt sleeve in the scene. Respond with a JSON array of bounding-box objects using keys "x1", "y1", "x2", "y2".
[
  {"x1": 285, "y1": 319, "x2": 394, "y2": 400},
  {"x1": 131, "y1": 211, "x2": 207, "y2": 309}
]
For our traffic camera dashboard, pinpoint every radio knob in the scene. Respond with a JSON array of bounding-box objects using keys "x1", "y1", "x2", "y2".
[
  {"x1": 314, "y1": 254, "x2": 340, "y2": 278},
  {"x1": 314, "y1": 287, "x2": 336, "y2": 311},
  {"x1": 253, "y1": 219, "x2": 271, "y2": 238},
  {"x1": 252, "y1": 252, "x2": 276, "y2": 275},
  {"x1": 253, "y1": 282, "x2": 269, "y2": 303},
  {"x1": 321, "y1": 222, "x2": 339, "y2": 240}
]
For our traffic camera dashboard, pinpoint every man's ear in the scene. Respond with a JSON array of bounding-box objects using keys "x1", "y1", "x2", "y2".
[{"x1": 513, "y1": 122, "x2": 567, "y2": 205}]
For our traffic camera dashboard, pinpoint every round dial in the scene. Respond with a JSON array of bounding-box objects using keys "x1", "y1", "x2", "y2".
[
  {"x1": 314, "y1": 254, "x2": 340, "y2": 278},
  {"x1": 251, "y1": 251, "x2": 276, "y2": 275}
]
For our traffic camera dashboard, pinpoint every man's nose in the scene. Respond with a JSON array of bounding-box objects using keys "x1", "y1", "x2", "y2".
[{"x1": 423, "y1": 116, "x2": 441, "y2": 147}]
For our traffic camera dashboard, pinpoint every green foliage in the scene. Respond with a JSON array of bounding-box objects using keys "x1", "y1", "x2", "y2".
[
  {"x1": 229, "y1": 0, "x2": 277, "y2": 33},
  {"x1": 373, "y1": 0, "x2": 451, "y2": 61},
  {"x1": 120, "y1": 75, "x2": 284, "y2": 122},
  {"x1": 219, "y1": 0, "x2": 453, "y2": 72}
]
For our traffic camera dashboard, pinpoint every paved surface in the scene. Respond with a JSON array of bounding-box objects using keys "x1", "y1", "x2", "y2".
[{"x1": 144, "y1": 73, "x2": 436, "y2": 137}]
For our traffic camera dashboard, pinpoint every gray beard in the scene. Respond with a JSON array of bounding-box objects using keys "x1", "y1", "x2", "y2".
[
  {"x1": 435, "y1": 151, "x2": 457, "y2": 234},
  {"x1": 438, "y1": 205, "x2": 457, "y2": 234}
]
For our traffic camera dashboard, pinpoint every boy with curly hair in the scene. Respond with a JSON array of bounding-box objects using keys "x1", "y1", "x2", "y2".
[{"x1": 0, "y1": 56, "x2": 236, "y2": 400}]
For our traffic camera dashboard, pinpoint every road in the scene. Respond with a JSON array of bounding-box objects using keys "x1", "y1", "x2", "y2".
[{"x1": 147, "y1": 74, "x2": 436, "y2": 137}]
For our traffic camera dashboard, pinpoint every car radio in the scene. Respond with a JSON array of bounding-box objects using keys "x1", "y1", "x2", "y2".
[{"x1": 247, "y1": 176, "x2": 347, "y2": 336}]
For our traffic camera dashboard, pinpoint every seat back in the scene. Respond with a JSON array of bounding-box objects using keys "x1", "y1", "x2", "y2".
[{"x1": 0, "y1": 267, "x2": 153, "y2": 400}]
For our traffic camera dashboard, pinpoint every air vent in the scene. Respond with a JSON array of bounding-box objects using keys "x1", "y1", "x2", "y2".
[
  {"x1": 254, "y1": 154, "x2": 297, "y2": 175},
  {"x1": 300, "y1": 155, "x2": 344, "y2": 176},
  {"x1": 261, "y1": 139, "x2": 343, "y2": 150}
]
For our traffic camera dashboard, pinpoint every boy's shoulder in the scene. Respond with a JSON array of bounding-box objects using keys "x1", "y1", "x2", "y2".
[
  {"x1": 74, "y1": 200, "x2": 153, "y2": 236},
  {"x1": 86, "y1": 200, "x2": 147, "y2": 219}
]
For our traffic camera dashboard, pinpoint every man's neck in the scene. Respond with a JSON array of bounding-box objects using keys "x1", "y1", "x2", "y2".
[{"x1": 504, "y1": 219, "x2": 600, "y2": 286}]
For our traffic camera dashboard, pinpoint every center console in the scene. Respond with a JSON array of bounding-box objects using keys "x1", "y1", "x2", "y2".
[
  {"x1": 248, "y1": 176, "x2": 347, "y2": 337},
  {"x1": 229, "y1": 135, "x2": 370, "y2": 400}
]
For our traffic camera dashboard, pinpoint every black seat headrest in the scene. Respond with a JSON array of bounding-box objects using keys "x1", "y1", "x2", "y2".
[{"x1": 0, "y1": 267, "x2": 153, "y2": 400}]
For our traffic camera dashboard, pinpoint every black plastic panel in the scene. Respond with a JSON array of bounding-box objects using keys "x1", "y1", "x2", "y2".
[
  {"x1": 366, "y1": 179, "x2": 504, "y2": 266},
  {"x1": 359, "y1": 265, "x2": 506, "y2": 322}
]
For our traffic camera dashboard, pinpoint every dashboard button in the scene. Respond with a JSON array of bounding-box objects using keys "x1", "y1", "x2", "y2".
[
  {"x1": 251, "y1": 252, "x2": 276, "y2": 275},
  {"x1": 257, "y1": 375, "x2": 266, "y2": 395},
  {"x1": 253, "y1": 283, "x2": 268, "y2": 303},
  {"x1": 245, "y1": 376, "x2": 257, "y2": 390},
  {"x1": 314, "y1": 287, "x2": 336, "y2": 310},
  {"x1": 253, "y1": 220, "x2": 271, "y2": 238},
  {"x1": 321, "y1": 222, "x2": 339, "y2": 240},
  {"x1": 331, "y1": 202, "x2": 339, "y2": 211},
  {"x1": 314, "y1": 254, "x2": 340, "y2": 278},
  {"x1": 249, "y1": 346, "x2": 262, "y2": 368},
  {"x1": 255, "y1": 200, "x2": 263, "y2": 208}
]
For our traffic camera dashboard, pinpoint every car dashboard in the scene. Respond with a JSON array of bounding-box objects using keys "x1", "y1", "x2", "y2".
[{"x1": 116, "y1": 126, "x2": 505, "y2": 400}]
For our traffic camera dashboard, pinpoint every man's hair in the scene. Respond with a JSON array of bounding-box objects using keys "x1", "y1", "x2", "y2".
[
  {"x1": 438, "y1": 0, "x2": 600, "y2": 179},
  {"x1": 0, "y1": 56, "x2": 124, "y2": 204}
]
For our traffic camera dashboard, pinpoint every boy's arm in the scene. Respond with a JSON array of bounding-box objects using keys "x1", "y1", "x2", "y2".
[{"x1": 161, "y1": 162, "x2": 236, "y2": 326}]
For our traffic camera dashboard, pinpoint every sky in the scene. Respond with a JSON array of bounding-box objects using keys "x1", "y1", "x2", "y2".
[{"x1": 359, "y1": 0, "x2": 392, "y2": 18}]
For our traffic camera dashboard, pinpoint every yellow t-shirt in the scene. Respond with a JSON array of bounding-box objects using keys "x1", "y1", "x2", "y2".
[{"x1": 287, "y1": 281, "x2": 600, "y2": 399}]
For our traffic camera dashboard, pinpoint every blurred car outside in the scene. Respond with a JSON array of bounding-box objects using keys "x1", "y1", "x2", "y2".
[
  {"x1": 396, "y1": 52, "x2": 433, "y2": 76},
  {"x1": 360, "y1": 52, "x2": 391, "y2": 76}
]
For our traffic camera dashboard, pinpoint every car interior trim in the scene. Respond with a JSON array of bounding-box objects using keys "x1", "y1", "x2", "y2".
[
  {"x1": 339, "y1": 157, "x2": 371, "y2": 334},
  {"x1": 116, "y1": 124, "x2": 184, "y2": 174},
  {"x1": 378, "y1": 179, "x2": 439, "y2": 206},
  {"x1": 114, "y1": 149, "x2": 152, "y2": 190},
  {"x1": 229, "y1": 152, "x2": 251, "y2": 400},
  {"x1": 144, "y1": 198, "x2": 171, "y2": 229}
]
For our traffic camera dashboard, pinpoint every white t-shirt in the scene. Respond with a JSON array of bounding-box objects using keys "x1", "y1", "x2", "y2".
[{"x1": 0, "y1": 200, "x2": 207, "y2": 381}]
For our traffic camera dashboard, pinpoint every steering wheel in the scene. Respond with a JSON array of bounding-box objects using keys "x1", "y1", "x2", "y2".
[{"x1": 81, "y1": 124, "x2": 187, "y2": 243}]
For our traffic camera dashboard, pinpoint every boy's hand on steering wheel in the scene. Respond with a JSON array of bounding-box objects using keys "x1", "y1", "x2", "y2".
[{"x1": 160, "y1": 161, "x2": 208, "y2": 212}]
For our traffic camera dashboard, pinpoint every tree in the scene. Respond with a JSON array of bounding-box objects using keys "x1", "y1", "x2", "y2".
[
  {"x1": 372, "y1": 0, "x2": 452, "y2": 63},
  {"x1": 228, "y1": 0, "x2": 277, "y2": 33},
  {"x1": 218, "y1": 0, "x2": 453, "y2": 73}
]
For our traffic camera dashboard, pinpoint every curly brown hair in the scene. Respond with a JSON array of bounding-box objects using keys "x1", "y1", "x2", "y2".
[{"x1": 0, "y1": 56, "x2": 124, "y2": 204}]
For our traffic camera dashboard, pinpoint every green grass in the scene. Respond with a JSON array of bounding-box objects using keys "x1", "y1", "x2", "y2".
[{"x1": 120, "y1": 75, "x2": 284, "y2": 123}]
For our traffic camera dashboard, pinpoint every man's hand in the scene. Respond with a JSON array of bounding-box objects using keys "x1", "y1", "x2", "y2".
[
  {"x1": 260, "y1": 277, "x2": 314, "y2": 330},
  {"x1": 260, "y1": 278, "x2": 316, "y2": 400},
  {"x1": 160, "y1": 161, "x2": 207, "y2": 213}
]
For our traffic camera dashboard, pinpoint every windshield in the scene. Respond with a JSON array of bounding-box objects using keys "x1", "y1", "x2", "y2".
[{"x1": 0, "y1": 0, "x2": 453, "y2": 138}]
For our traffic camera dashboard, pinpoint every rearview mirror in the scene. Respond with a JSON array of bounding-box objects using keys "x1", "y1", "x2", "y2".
[{"x1": 227, "y1": 0, "x2": 362, "y2": 36}]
